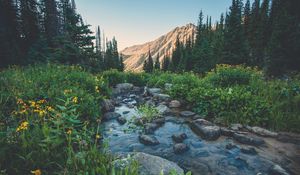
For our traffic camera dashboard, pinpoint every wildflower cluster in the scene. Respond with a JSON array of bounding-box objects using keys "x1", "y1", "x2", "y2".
[
  {"x1": 16, "y1": 121, "x2": 29, "y2": 132},
  {"x1": 13, "y1": 98, "x2": 54, "y2": 118}
]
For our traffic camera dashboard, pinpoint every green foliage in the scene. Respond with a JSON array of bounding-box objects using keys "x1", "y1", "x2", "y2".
[
  {"x1": 137, "y1": 105, "x2": 160, "y2": 123},
  {"x1": 204, "y1": 64, "x2": 263, "y2": 87},
  {"x1": 102, "y1": 69, "x2": 149, "y2": 87},
  {"x1": 0, "y1": 64, "x2": 138, "y2": 174}
]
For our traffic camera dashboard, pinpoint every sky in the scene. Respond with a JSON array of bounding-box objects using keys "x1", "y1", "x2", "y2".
[{"x1": 76, "y1": 0, "x2": 232, "y2": 50}]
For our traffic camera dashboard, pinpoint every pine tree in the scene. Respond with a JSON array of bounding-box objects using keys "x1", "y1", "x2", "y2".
[
  {"x1": 43, "y1": 0, "x2": 59, "y2": 45},
  {"x1": 19, "y1": 0, "x2": 40, "y2": 55},
  {"x1": 0, "y1": 0, "x2": 21, "y2": 67},
  {"x1": 118, "y1": 54, "x2": 124, "y2": 71},
  {"x1": 95, "y1": 26, "x2": 101, "y2": 53},
  {"x1": 222, "y1": 0, "x2": 249, "y2": 65},
  {"x1": 154, "y1": 52, "x2": 160, "y2": 70},
  {"x1": 162, "y1": 54, "x2": 170, "y2": 72}
]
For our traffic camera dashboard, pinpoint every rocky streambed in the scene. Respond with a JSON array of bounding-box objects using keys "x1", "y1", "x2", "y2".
[{"x1": 100, "y1": 83, "x2": 300, "y2": 175}]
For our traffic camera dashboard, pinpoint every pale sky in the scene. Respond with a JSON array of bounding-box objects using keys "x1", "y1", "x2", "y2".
[{"x1": 76, "y1": 0, "x2": 233, "y2": 50}]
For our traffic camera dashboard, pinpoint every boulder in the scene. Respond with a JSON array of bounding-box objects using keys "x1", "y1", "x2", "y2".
[
  {"x1": 240, "y1": 147, "x2": 257, "y2": 155},
  {"x1": 101, "y1": 99, "x2": 115, "y2": 112},
  {"x1": 139, "y1": 135, "x2": 160, "y2": 145},
  {"x1": 173, "y1": 143, "x2": 189, "y2": 154},
  {"x1": 191, "y1": 119, "x2": 220, "y2": 140},
  {"x1": 169, "y1": 100, "x2": 181, "y2": 108},
  {"x1": 172, "y1": 133, "x2": 187, "y2": 143},
  {"x1": 115, "y1": 83, "x2": 134, "y2": 94},
  {"x1": 152, "y1": 117, "x2": 165, "y2": 126},
  {"x1": 249, "y1": 126, "x2": 278, "y2": 137},
  {"x1": 180, "y1": 111, "x2": 196, "y2": 118},
  {"x1": 220, "y1": 127, "x2": 235, "y2": 137},
  {"x1": 268, "y1": 164, "x2": 290, "y2": 175},
  {"x1": 117, "y1": 116, "x2": 127, "y2": 125},
  {"x1": 132, "y1": 152, "x2": 184, "y2": 175},
  {"x1": 153, "y1": 93, "x2": 171, "y2": 101},
  {"x1": 103, "y1": 112, "x2": 121, "y2": 121},
  {"x1": 156, "y1": 104, "x2": 171, "y2": 115},
  {"x1": 145, "y1": 100, "x2": 156, "y2": 107},
  {"x1": 230, "y1": 123, "x2": 244, "y2": 131},
  {"x1": 225, "y1": 143, "x2": 239, "y2": 150},
  {"x1": 144, "y1": 123, "x2": 159, "y2": 134},
  {"x1": 233, "y1": 133, "x2": 265, "y2": 146},
  {"x1": 122, "y1": 111, "x2": 130, "y2": 115},
  {"x1": 197, "y1": 125, "x2": 221, "y2": 140}
]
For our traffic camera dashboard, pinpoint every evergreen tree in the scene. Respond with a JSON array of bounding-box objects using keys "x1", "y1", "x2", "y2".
[
  {"x1": 154, "y1": 52, "x2": 160, "y2": 70},
  {"x1": 95, "y1": 26, "x2": 101, "y2": 53},
  {"x1": 162, "y1": 53, "x2": 170, "y2": 72},
  {"x1": 0, "y1": 0, "x2": 21, "y2": 67},
  {"x1": 43, "y1": 0, "x2": 59, "y2": 45},
  {"x1": 222, "y1": 0, "x2": 249, "y2": 65},
  {"x1": 118, "y1": 54, "x2": 125, "y2": 71}
]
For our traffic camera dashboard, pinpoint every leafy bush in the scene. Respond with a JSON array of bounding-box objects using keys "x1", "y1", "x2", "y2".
[
  {"x1": 0, "y1": 65, "x2": 138, "y2": 174},
  {"x1": 137, "y1": 104, "x2": 160, "y2": 123},
  {"x1": 188, "y1": 87, "x2": 271, "y2": 126},
  {"x1": 204, "y1": 64, "x2": 263, "y2": 87}
]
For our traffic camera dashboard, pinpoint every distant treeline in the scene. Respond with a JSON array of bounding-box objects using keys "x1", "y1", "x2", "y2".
[
  {"x1": 0, "y1": 0, "x2": 124, "y2": 72},
  {"x1": 144, "y1": 0, "x2": 300, "y2": 76}
]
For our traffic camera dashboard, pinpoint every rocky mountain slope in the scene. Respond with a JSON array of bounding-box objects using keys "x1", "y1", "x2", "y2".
[{"x1": 121, "y1": 23, "x2": 196, "y2": 71}]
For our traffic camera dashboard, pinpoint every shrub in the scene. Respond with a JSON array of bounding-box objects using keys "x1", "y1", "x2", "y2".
[
  {"x1": 137, "y1": 104, "x2": 160, "y2": 123},
  {"x1": 102, "y1": 69, "x2": 126, "y2": 87},
  {"x1": 204, "y1": 64, "x2": 263, "y2": 87},
  {"x1": 0, "y1": 64, "x2": 110, "y2": 123},
  {"x1": 188, "y1": 86, "x2": 271, "y2": 127}
]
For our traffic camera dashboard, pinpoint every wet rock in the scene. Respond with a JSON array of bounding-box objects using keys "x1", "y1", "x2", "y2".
[
  {"x1": 115, "y1": 83, "x2": 133, "y2": 94},
  {"x1": 103, "y1": 112, "x2": 121, "y2": 121},
  {"x1": 172, "y1": 133, "x2": 187, "y2": 143},
  {"x1": 122, "y1": 111, "x2": 130, "y2": 115},
  {"x1": 134, "y1": 118, "x2": 144, "y2": 126},
  {"x1": 152, "y1": 117, "x2": 165, "y2": 126},
  {"x1": 147, "y1": 88, "x2": 161, "y2": 96},
  {"x1": 193, "y1": 119, "x2": 213, "y2": 126},
  {"x1": 101, "y1": 99, "x2": 115, "y2": 112},
  {"x1": 220, "y1": 127, "x2": 235, "y2": 137},
  {"x1": 173, "y1": 143, "x2": 189, "y2": 154},
  {"x1": 268, "y1": 164, "x2": 290, "y2": 175},
  {"x1": 129, "y1": 94, "x2": 137, "y2": 98},
  {"x1": 241, "y1": 147, "x2": 257, "y2": 155},
  {"x1": 249, "y1": 126, "x2": 278, "y2": 137},
  {"x1": 132, "y1": 86, "x2": 142, "y2": 93},
  {"x1": 156, "y1": 104, "x2": 171, "y2": 115},
  {"x1": 198, "y1": 126, "x2": 220, "y2": 140},
  {"x1": 139, "y1": 135, "x2": 160, "y2": 145},
  {"x1": 117, "y1": 116, "x2": 127, "y2": 125},
  {"x1": 180, "y1": 111, "x2": 196, "y2": 118},
  {"x1": 277, "y1": 132, "x2": 300, "y2": 144},
  {"x1": 153, "y1": 93, "x2": 171, "y2": 101},
  {"x1": 233, "y1": 133, "x2": 265, "y2": 146},
  {"x1": 122, "y1": 98, "x2": 134, "y2": 103},
  {"x1": 169, "y1": 100, "x2": 181, "y2": 108},
  {"x1": 191, "y1": 119, "x2": 220, "y2": 140},
  {"x1": 132, "y1": 152, "x2": 184, "y2": 175},
  {"x1": 144, "y1": 123, "x2": 159, "y2": 134},
  {"x1": 192, "y1": 114, "x2": 205, "y2": 120},
  {"x1": 225, "y1": 143, "x2": 239, "y2": 150},
  {"x1": 126, "y1": 104, "x2": 135, "y2": 108},
  {"x1": 230, "y1": 123, "x2": 244, "y2": 131}
]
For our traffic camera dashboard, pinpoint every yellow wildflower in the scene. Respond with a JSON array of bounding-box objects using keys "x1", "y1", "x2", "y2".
[
  {"x1": 30, "y1": 101, "x2": 36, "y2": 107},
  {"x1": 31, "y1": 169, "x2": 42, "y2": 175},
  {"x1": 64, "y1": 89, "x2": 72, "y2": 95},
  {"x1": 38, "y1": 110, "x2": 47, "y2": 117},
  {"x1": 95, "y1": 86, "x2": 100, "y2": 93},
  {"x1": 96, "y1": 134, "x2": 101, "y2": 139},
  {"x1": 46, "y1": 106, "x2": 54, "y2": 112},
  {"x1": 66, "y1": 129, "x2": 72, "y2": 135},
  {"x1": 72, "y1": 97, "x2": 78, "y2": 103},
  {"x1": 16, "y1": 121, "x2": 29, "y2": 132},
  {"x1": 37, "y1": 99, "x2": 46, "y2": 104}
]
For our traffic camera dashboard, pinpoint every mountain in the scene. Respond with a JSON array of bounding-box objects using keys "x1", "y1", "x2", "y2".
[{"x1": 121, "y1": 23, "x2": 196, "y2": 71}]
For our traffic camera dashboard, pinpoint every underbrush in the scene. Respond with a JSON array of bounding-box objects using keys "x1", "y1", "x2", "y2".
[
  {"x1": 0, "y1": 65, "x2": 138, "y2": 174},
  {"x1": 109, "y1": 64, "x2": 300, "y2": 132}
]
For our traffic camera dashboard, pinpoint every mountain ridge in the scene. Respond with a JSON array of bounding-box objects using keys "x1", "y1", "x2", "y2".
[{"x1": 121, "y1": 23, "x2": 196, "y2": 71}]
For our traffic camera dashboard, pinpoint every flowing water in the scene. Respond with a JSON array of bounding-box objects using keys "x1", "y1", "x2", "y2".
[{"x1": 101, "y1": 94, "x2": 300, "y2": 175}]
